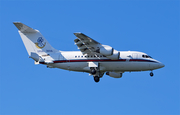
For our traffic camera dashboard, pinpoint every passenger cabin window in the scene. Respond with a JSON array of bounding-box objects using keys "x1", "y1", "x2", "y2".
[{"x1": 74, "y1": 55, "x2": 105, "y2": 58}]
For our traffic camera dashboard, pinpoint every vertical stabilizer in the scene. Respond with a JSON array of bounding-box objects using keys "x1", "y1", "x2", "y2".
[{"x1": 13, "y1": 22, "x2": 59, "y2": 56}]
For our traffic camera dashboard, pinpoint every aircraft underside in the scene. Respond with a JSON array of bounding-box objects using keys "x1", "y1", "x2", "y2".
[
  {"x1": 45, "y1": 60, "x2": 160, "y2": 72},
  {"x1": 44, "y1": 60, "x2": 160, "y2": 82}
]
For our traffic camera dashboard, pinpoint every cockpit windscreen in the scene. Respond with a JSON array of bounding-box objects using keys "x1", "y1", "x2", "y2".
[{"x1": 142, "y1": 55, "x2": 152, "y2": 58}]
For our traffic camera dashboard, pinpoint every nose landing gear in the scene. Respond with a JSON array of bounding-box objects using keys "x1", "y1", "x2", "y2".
[{"x1": 150, "y1": 72, "x2": 154, "y2": 77}]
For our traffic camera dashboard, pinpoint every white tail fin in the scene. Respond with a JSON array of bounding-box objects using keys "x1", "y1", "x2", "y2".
[{"x1": 13, "y1": 22, "x2": 59, "y2": 56}]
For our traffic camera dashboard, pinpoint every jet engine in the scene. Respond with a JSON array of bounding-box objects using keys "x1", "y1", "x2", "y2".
[
  {"x1": 97, "y1": 45, "x2": 120, "y2": 60},
  {"x1": 96, "y1": 45, "x2": 113, "y2": 56},
  {"x1": 106, "y1": 72, "x2": 123, "y2": 78},
  {"x1": 106, "y1": 50, "x2": 120, "y2": 60}
]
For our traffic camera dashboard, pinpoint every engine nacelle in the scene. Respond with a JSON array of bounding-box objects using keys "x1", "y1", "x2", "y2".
[
  {"x1": 97, "y1": 45, "x2": 113, "y2": 56},
  {"x1": 106, "y1": 72, "x2": 123, "y2": 78},
  {"x1": 106, "y1": 50, "x2": 120, "y2": 60}
]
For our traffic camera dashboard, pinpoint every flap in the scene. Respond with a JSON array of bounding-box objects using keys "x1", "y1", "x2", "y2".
[{"x1": 74, "y1": 33, "x2": 101, "y2": 54}]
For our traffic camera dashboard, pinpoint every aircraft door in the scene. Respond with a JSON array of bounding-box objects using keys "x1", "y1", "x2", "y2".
[{"x1": 132, "y1": 53, "x2": 138, "y2": 59}]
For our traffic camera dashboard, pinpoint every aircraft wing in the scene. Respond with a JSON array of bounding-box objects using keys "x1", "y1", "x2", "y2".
[
  {"x1": 74, "y1": 33, "x2": 120, "y2": 60},
  {"x1": 74, "y1": 33, "x2": 101, "y2": 54}
]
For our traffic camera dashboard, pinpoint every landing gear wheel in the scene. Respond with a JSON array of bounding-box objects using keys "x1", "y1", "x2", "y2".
[
  {"x1": 91, "y1": 68, "x2": 96, "y2": 75},
  {"x1": 94, "y1": 76, "x2": 100, "y2": 82},
  {"x1": 150, "y1": 72, "x2": 154, "y2": 77}
]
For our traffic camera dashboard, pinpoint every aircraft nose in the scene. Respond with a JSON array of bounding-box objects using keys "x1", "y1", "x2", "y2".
[{"x1": 158, "y1": 62, "x2": 165, "y2": 68}]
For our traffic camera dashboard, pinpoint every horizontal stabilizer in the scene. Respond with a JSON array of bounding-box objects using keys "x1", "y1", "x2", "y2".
[{"x1": 13, "y1": 22, "x2": 37, "y2": 33}]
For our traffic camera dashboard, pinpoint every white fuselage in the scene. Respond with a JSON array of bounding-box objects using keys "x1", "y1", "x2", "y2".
[
  {"x1": 13, "y1": 22, "x2": 165, "y2": 82},
  {"x1": 41, "y1": 51, "x2": 164, "y2": 73}
]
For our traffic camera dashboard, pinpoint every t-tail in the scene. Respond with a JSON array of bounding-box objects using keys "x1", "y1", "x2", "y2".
[{"x1": 13, "y1": 22, "x2": 59, "y2": 62}]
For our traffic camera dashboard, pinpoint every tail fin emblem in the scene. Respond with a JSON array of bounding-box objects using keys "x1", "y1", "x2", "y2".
[{"x1": 35, "y1": 37, "x2": 46, "y2": 49}]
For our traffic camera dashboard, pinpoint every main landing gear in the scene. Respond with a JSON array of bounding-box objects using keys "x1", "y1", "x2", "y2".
[
  {"x1": 90, "y1": 67, "x2": 103, "y2": 83},
  {"x1": 94, "y1": 76, "x2": 100, "y2": 82},
  {"x1": 91, "y1": 68, "x2": 96, "y2": 75}
]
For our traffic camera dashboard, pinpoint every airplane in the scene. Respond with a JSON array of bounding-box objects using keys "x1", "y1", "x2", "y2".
[{"x1": 13, "y1": 22, "x2": 165, "y2": 82}]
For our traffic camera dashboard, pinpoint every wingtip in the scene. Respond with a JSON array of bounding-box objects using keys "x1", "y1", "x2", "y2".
[
  {"x1": 13, "y1": 21, "x2": 21, "y2": 23},
  {"x1": 73, "y1": 32, "x2": 82, "y2": 35},
  {"x1": 13, "y1": 22, "x2": 22, "y2": 25}
]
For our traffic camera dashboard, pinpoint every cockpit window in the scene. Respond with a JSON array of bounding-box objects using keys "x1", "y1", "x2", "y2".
[{"x1": 142, "y1": 55, "x2": 152, "y2": 58}]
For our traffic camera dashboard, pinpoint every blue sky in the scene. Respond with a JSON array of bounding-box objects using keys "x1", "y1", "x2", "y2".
[{"x1": 0, "y1": 0, "x2": 179, "y2": 115}]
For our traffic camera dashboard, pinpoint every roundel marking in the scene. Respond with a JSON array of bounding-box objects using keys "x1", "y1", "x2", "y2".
[{"x1": 35, "y1": 37, "x2": 46, "y2": 49}]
